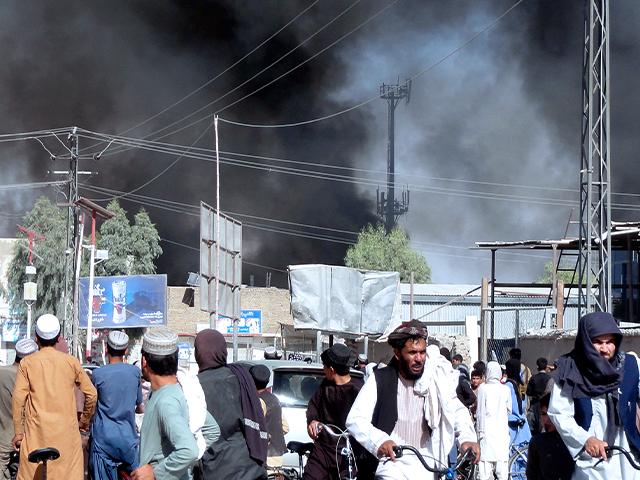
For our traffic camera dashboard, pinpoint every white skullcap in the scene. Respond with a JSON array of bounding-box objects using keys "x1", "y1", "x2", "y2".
[
  {"x1": 15, "y1": 338, "x2": 38, "y2": 357},
  {"x1": 142, "y1": 328, "x2": 178, "y2": 356},
  {"x1": 107, "y1": 331, "x2": 129, "y2": 350},
  {"x1": 35, "y1": 314, "x2": 60, "y2": 340}
]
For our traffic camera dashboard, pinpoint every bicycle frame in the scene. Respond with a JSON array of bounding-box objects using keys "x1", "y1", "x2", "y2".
[
  {"x1": 392, "y1": 445, "x2": 476, "y2": 480},
  {"x1": 318, "y1": 423, "x2": 357, "y2": 480}
]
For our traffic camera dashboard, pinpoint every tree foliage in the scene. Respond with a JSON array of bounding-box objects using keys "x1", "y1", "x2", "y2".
[
  {"x1": 5, "y1": 197, "x2": 162, "y2": 323},
  {"x1": 94, "y1": 201, "x2": 162, "y2": 276},
  {"x1": 537, "y1": 260, "x2": 576, "y2": 284},
  {"x1": 344, "y1": 224, "x2": 431, "y2": 283},
  {"x1": 6, "y1": 197, "x2": 68, "y2": 319}
]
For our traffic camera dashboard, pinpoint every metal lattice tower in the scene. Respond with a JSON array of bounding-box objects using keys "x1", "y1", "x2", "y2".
[
  {"x1": 578, "y1": 0, "x2": 611, "y2": 315},
  {"x1": 377, "y1": 80, "x2": 411, "y2": 232}
]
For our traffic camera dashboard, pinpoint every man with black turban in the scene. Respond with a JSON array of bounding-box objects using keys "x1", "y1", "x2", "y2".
[
  {"x1": 346, "y1": 320, "x2": 479, "y2": 478},
  {"x1": 549, "y1": 312, "x2": 640, "y2": 479}
]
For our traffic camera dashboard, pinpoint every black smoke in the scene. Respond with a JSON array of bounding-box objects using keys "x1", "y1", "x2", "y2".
[{"x1": 1, "y1": 1, "x2": 639, "y2": 287}]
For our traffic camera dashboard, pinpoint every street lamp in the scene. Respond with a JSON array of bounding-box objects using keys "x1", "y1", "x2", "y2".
[
  {"x1": 23, "y1": 265, "x2": 37, "y2": 338},
  {"x1": 74, "y1": 197, "x2": 115, "y2": 360}
]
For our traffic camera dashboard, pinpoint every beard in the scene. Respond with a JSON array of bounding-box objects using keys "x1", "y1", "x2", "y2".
[{"x1": 398, "y1": 356, "x2": 424, "y2": 380}]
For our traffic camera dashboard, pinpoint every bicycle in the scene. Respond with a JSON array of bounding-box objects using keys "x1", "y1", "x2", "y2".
[
  {"x1": 317, "y1": 423, "x2": 358, "y2": 480},
  {"x1": 27, "y1": 447, "x2": 60, "y2": 480},
  {"x1": 287, "y1": 440, "x2": 313, "y2": 477},
  {"x1": 507, "y1": 442, "x2": 528, "y2": 480},
  {"x1": 391, "y1": 445, "x2": 476, "y2": 480},
  {"x1": 599, "y1": 445, "x2": 640, "y2": 470},
  {"x1": 267, "y1": 464, "x2": 302, "y2": 480}
]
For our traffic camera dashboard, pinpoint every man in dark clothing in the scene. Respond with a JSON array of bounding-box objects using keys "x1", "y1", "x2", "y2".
[
  {"x1": 526, "y1": 357, "x2": 552, "y2": 435},
  {"x1": 526, "y1": 394, "x2": 574, "y2": 480},
  {"x1": 305, "y1": 344, "x2": 365, "y2": 480},
  {"x1": 195, "y1": 329, "x2": 267, "y2": 480},
  {"x1": 249, "y1": 365, "x2": 288, "y2": 469}
]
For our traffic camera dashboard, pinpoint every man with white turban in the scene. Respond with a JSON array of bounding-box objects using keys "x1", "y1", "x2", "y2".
[
  {"x1": 12, "y1": 314, "x2": 97, "y2": 480},
  {"x1": 0, "y1": 339, "x2": 38, "y2": 479}
]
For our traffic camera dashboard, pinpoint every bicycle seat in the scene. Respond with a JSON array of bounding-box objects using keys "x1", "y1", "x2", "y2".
[
  {"x1": 28, "y1": 448, "x2": 60, "y2": 464},
  {"x1": 287, "y1": 441, "x2": 313, "y2": 456}
]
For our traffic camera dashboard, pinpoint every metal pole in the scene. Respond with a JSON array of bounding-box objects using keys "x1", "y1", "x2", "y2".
[
  {"x1": 316, "y1": 330, "x2": 322, "y2": 363},
  {"x1": 213, "y1": 116, "x2": 221, "y2": 331},
  {"x1": 409, "y1": 272, "x2": 414, "y2": 320},
  {"x1": 363, "y1": 336, "x2": 369, "y2": 359},
  {"x1": 232, "y1": 318, "x2": 239, "y2": 362},
  {"x1": 490, "y1": 249, "x2": 496, "y2": 340},
  {"x1": 26, "y1": 303, "x2": 32, "y2": 339},
  {"x1": 86, "y1": 244, "x2": 96, "y2": 360},
  {"x1": 386, "y1": 94, "x2": 395, "y2": 233},
  {"x1": 72, "y1": 214, "x2": 85, "y2": 358},
  {"x1": 515, "y1": 309, "x2": 520, "y2": 348}
]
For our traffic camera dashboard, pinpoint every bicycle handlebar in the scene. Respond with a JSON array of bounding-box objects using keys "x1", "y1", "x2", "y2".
[
  {"x1": 605, "y1": 446, "x2": 640, "y2": 470},
  {"x1": 391, "y1": 445, "x2": 476, "y2": 479}
]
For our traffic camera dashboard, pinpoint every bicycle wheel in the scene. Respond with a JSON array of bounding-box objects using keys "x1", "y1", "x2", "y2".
[{"x1": 508, "y1": 444, "x2": 528, "y2": 480}]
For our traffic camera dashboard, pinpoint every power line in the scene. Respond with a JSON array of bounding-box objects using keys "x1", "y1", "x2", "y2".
[
  {"x1": 159, "y1": 238, "x2": 288, "y2": 274},
  {"x1": 89, "y1": 0, "x2": 371, "y2": 158},
  {"x1": 77, "y1": 128, "x2": 640, "y2": 199},
  {"x1": 79, "y1": 183, "x2": 550, "y2": 265},
  {"x1": 76, "y1": 131, "x2": 640, "y2": 212},
  {"x1": 216, "y1": 0, "x2": 525, "y2": 128},
  {"x1": 80, "y1": 1, "x2": 321, "y2": 156}
]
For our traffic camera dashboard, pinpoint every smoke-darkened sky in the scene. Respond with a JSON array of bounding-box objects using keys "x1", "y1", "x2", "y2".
[{"x1": 1, "y1": 0, "x2": 639, "y2": 287}]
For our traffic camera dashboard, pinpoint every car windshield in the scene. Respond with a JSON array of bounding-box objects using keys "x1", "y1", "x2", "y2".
[{"x1": 272, "y1": 370, "x2": 325, "y2": 408}]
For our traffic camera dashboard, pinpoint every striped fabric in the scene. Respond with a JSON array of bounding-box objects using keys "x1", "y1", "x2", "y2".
[{"x1": 391, "y1": 375, "x2": 429, "y2": 448}]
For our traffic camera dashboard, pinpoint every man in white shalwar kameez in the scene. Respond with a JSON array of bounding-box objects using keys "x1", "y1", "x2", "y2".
[
  {"x1": 346, "y1": 321, "x2": 479, "y2": 479},
  {"x1": 476, "y1": 362, "x2": 511, "y2": 480},
  {"x1": 549, "y1": 312, "x2": 640, "y2": 480}
]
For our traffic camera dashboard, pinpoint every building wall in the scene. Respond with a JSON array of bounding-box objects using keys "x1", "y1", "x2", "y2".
[
  {"x1": 166, "y1": 285, "x2": 293, "y2": 335},
  {"x1": 519, "y1": 328, "x2": 640, "y2": 369}
]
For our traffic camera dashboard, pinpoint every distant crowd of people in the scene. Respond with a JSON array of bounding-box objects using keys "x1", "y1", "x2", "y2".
[{"x1": 1, "y1": 310, "x2": 639, "y2": 480}]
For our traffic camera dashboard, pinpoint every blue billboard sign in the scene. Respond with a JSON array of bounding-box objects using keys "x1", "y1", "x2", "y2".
[
  {"x1": 79, "y1": 274, "x2": 167, "y2": 328},
  {"x1": 225, "y1": 309, "x2": 262, "y2": 334}
]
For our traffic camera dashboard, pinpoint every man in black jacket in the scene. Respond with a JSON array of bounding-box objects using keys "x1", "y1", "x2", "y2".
[
  {"x1": 249, "y1": 365, "x2": 288, "y2": 469},
  {"x1": 526, "y1": 357, "x2": 552, "y2": 435},
  {"x1": 305, "y1": 344, "x2": 365, "y2": 480}
]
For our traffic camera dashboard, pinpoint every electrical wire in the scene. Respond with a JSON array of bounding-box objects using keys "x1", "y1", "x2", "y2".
[
  {"x1": 79, "y1": 1, "x2": 321, "y2": 156},
  {"x1": 80, "y1": 183, "x2": 551, "y2": 260},
  {"x1": 88, "y1": 0, "x2": 370, "y2": 159},
  {"x1": 217, "y1": 0, "x2": 525, "y2": 128},
  {"x1": 77, "y1": 130, "x2": 640, "y2": 212},
  {"x1": 76, "y1": 132, "x2": 584, "y2": 208},
  {"x1": 78, "y1": 183, "x2": 546, "y2": 265},
  {"x1": 159, "y1": 238, "x2": 288, "y2": 273},
  {"x1": 77, "y1": 128, "x2": 640, "y2": 200},
  {"x1": 118, "y1": 1, "x2": 321, "y2": 138}
]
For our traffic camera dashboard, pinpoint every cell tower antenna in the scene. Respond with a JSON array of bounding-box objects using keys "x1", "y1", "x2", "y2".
[{"x1": 377, "y1": 79, "x2": 411, "y2": 232}]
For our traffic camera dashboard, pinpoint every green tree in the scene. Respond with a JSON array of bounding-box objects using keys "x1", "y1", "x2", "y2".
[
  {"x1": 537, "y1": 260, "x2": 576, "y2": 284},
  {"x1": 6, "y1": 197, "x2": 68, "y2": 319},
  {"x1": 129, "y1": 209, "x2": 163, "y2": 274},
  {"x1": 94, "y1": 200, "x2": 162, "y2": 276},
  {"x1": 344, "y1": 224, "x2": 431, "y2": 283}
]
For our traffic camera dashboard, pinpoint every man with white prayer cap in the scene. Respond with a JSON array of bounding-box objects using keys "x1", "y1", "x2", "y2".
[
  {"x1": 0, "y1": 339, "x2": 38, "y2": 479},
  {"x1": 12, "y1": 314, "x2": 97, "y2": 480},
  {"x1": 90, "y1": 330, "x2": 145, "y2": 480},
  {"x1": 132, "y1": 329, "x2": 219, "y2": 480}
]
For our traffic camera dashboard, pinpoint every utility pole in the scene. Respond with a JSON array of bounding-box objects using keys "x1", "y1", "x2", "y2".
[
  {"x1": 377, "y1": 80, "x2": 411, "y2": 233},
  {"x1": 578, "y1": 0, "x2": 611, "y2": 315}
]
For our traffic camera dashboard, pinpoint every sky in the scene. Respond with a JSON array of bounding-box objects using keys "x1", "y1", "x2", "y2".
[{"x1": 1, "y1": 0, "x2": 639, "y2": 287}]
